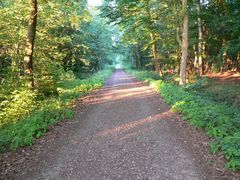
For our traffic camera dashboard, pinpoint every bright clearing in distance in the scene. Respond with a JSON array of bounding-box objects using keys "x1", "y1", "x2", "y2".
[{"x1": 88, "y1": 0, "x2": 103, "y2": 6}]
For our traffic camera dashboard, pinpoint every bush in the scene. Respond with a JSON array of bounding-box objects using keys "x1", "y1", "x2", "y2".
[
  {"x1": 128, "y1": 70, "x2": 160, "y2": 81},
  {"x1": 0, "y1": 89, "x2": 38, "y2": 127},
  {"x1": 0, "y1": 67, "x2": 114, "y2": 152}
]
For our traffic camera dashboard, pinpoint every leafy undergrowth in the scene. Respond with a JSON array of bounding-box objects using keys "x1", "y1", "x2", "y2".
[
  {"x1": 0, "y1": 67, "x2": 113, "y2": 153},
  {"x1": 195, "y1": 77, "x2": 240, "y2": 107},
  {"x1": 128, "y1": 69, "x2": 240, "y2": 171}
]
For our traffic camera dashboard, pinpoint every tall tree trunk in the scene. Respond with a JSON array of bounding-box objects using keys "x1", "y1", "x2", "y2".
[
  {"x1": 146, "y1": 0, "x2": 161, "y2": 74},
  {"x1": 193, "y1": 45, "x2": 198, "y2": 68},
  {"x1": 237, "y1": 52, "x2": 240, "y2": 71},
  {"x1": 179, "y1": 0, "x2": 189, "y2": 85},
  {"x1": 24, "y1": 0, "x2": 37, "y2": 88},
  {"x1": 197, "y1": 0, "x2": 203, "y2": 78},
  {"x1": 221, "y1": 39, "x2": 227, "y2": 72},
  {"x1": 150, "y1": 33, "x2": 161, "y2": 75},
  {"x1": 135, "y1": 44, "x2": 141, "y2": 69}
]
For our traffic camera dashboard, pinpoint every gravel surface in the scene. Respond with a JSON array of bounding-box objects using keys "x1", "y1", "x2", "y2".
[{"x1": 1, "y1": 69, "x2": 240, "y2": 180}]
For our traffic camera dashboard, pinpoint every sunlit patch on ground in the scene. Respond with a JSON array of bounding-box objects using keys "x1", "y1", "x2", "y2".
[{"x1": 97, "y1": 110, "x2": 172, "y2": 138}]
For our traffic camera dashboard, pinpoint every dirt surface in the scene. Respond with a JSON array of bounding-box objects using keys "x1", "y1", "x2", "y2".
[
  {"x1": 1, "y1": 69, "x2": 240, "y2": 179},
  {"x1": 206, "y1": 71, "x2": 240, "y2": 82}
]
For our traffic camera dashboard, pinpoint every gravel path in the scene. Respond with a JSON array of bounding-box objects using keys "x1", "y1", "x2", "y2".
[{"x1": 1, "y1": 69, "x2": 239, "y2": 179}]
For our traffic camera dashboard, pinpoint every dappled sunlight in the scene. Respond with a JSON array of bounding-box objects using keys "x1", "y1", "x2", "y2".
[
  {"x1": 113, "y1": 77, "x2": 135, "y2": 81},
  {"x1": 206, "y1": 71, "x2": 240, "y2": 80},
  {"x1": 86, "y1": 73, "x2": 156, "y2": 105},
  {"x1": 83, "y1": 70, "x2": 173, "y2": 143},
  {"x1": 88, "y1": 94, "x2": 157, "y2": 106},
  {"x1": 3, "y1": 0, "x2": 240, "y2": 175},
  {"x1": 118, "y1": 127, "x2": 153, "y2": 141},
  {"x1": 89, "y1": 85, "x2": 155, "y2": 105},
  {"x1": 103, "y1": 81, "x2": 143, "y2": 90},
  {"x1": 101, "y1": 86, "x2": 153, "y2": 97},
  {"x1": 97, "y1": 110, "x2": 172, "y2": 137}
]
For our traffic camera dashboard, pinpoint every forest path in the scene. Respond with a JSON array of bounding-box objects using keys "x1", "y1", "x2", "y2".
[{"x1": 1, "y1": 69, "x2": 235, "y2": 179}]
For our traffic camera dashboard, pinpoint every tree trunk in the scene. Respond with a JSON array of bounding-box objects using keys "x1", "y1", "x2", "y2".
[
  {"x1": 150, "y1": 33, "x2": 161, "y2": 75},
  {"x1": 197, "y1": 0, "x2": 203, "y2": 78},
  {"x1": 24, "y1": 0, "x2": 37, "y2": 88},
  {"x1": 222, "y1": 39, "x2": 227, "y2": 72},
  {"x1": 179, "y1": 0, "x2": 189, "y2": 85},
  {"x1": 176, "y1": 27, "x2": 182, "y2": 47},
  {"x1": 135, "y1": 44, "x2": 141, "y2": 69},
  {"x1": 193, "y1": 45, "x2": 198, "y2": 68},
  {"x1": 237, "y1": 52, "x2": 240, "y2": 71}
]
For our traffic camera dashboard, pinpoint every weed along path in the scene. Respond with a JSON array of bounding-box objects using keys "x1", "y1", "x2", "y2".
[{"x1": 1, "y1": 69, "x2": 239, "y2": 179}]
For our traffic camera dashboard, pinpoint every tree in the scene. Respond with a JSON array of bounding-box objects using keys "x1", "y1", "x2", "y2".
[
  {"x1": 101, "y1": 0, "x2": 163, "y2": 74},
  {"x1": 24, "y1": 0, "x2": 37, "y2": 88},
  {"x1": 179, "y1": 0, "x2": 189, "y2": 85},
  {"x1": 196, "y1": 0, "x2": 203, "y2": 78}
]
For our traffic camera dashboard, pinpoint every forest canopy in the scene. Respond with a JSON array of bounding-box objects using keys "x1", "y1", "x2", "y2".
[
  {"x1": 100, "y1": 0, "x2": 240, "y2": 83},
  {"x1": 0, "y1": 0, "x2": 123, "y2": 129}
]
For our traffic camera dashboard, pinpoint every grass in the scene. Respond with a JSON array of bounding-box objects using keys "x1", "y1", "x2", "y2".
[
  {"x1": 127, "y1": 69, "x2": 240, "y2": 171},
  {"x1": 0, "y1": 67, "x2": 114, "y2": 152}
]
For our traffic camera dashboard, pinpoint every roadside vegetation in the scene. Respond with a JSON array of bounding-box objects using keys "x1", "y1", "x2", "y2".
[
  {"x1": 0, "y1": 67, "x2": 113, "y2": 152},
  {"x1": 128, "y1": 69, "x2": 240, "y2": 170},
  {"x1": 0, "y1": 1, "x2": 119, "y2": 152},
  {"x1": 101, "y1": 0, "x2": 240, "y2": 171}
]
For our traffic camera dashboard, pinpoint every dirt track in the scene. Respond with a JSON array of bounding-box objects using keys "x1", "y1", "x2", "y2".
[{"x1": 1, "y1": 69, "x2": 239, "y2": 179}]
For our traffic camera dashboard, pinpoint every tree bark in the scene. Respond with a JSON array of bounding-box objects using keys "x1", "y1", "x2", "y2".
[
  {"x1": 197, "y1": 0, "x2": 203, "y2": 78},
  {"x1": 176, "y1": 27, "x2": 182, "y2": 47},
  {"x1": 150, "y1": 33, "x2": 161, "y2": 75},
  {"x1": 237, "y1": 52, "x2": 240, "y2": 71},
  {"x1": 24, "y1": 0, "x2": 37, "y2": 88},
  {"x1": 135, "y1": 44, "x2": 141, "y2": 69},
  {"x1": 222, "y1": 39, "x2": 227, "y2": 72},
  {"x1": 179, "y1": 0, "x2": 189, "y2": 85}
]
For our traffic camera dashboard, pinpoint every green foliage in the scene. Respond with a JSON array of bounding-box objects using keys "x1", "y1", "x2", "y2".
[
  {"x1": 221, "y1": 133, "x2": 240, "y2": 170},
  {"x1": 0, "y1": 0, "x2": 120, "y2": 153},
  {"x1": 64, "y1": 109, "x2": 74, "y2": 120},
  {"x1": 0, "y1": 89, "x2": 37, "y2": 127},
  {"x1": 195, "y1": 78, "x2": 240, "y2": 107},
  {"x1": 102, "y1": 0, "x2": 240, "y2": 79},
  {"x1": 0, "y1": 0, "x2": 120, "y2": 97},
  {"x1": 1, "y1": 0, "x2": 240, "y2": 173},
  {"x1": 58, "y1": 67, "x2": 113, "y2": 103},
  {"x1": 127, "y1": 69, "x2": 160, "y2": 81},
  {"x1": 130, "y1": 69, "x2": 240, "y2": 170},
  {"x1": 184, "y1": 77, "x2": 208, "y2": 92},
  {"x1": 0, "y1": 67, "x2": 114, "y2": 152},
  {"x1": 0, "y1": 101, "x2": 64, "y2": 151}
]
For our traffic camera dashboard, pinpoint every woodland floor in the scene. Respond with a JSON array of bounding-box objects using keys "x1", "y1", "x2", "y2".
[
  {"x1": 206, "y1": 71, "x2": 240, "y2": 82},
  {"x1": 1, "y1": 69, "x2": 240, "y2": 179}
]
